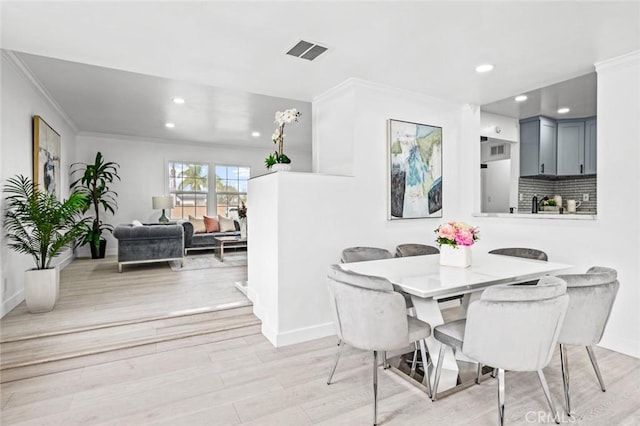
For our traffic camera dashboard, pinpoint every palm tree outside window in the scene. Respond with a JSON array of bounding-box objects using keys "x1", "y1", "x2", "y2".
[
  {"x1": 215, "y1": 165, "x2": 250, "y2": 219},
  {"x1": 167, "y1": 161, "x2": 209, "y2": 219}
]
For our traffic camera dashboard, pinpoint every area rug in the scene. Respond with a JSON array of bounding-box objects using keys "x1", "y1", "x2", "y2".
[{"x1": 170, "y1": 253, "x2": 247, "y2": 271}]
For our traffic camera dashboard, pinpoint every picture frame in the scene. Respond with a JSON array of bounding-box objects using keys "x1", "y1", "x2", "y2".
[
  {"x1": 33, "y1": 115, "x2": 61, "y2": 199},
  {"x1": 388, "y1": 119, "x2": 442, "y2": 219}
]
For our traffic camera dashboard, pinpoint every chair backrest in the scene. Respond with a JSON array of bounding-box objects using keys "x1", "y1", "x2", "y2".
[
  {"x1": 556, "y1": 266, "x2": 619, "y2": 346},
  {"x1": 395, "y1": 243, "x2": 440, "y2": 257},
  {"x1": 463, "y1": 276, "x2": 569, "y2": 372},
  {"x1": 489, "y1": 247, "x2": 548, "y2": 261},
  {"x1": 341, "y1": 246, "x2": 393, "y2": 263},
  {"x1": 327, "y1": 264, "x2": 409, "y2": 351}
]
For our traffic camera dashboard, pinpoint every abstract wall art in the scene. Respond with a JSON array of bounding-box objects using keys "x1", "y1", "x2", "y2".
[
  {"x1": 388, "y1": 119, "x2": 442, "y2": 219},
  {"x1": 33, "y1": 115, "x2": 61, "y2": 199}
]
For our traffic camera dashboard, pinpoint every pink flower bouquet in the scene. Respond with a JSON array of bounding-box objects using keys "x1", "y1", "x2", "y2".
[{"x1": 435, "y1": 221, "x2": 479, "y2": 248}]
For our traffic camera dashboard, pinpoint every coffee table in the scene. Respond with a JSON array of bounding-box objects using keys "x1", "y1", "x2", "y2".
[{"x1": 213, "y1": 236, "x2": 247, "y2": 262}]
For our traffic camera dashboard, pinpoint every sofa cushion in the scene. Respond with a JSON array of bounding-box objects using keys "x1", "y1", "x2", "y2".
[
  {"x1": 188, "y1": 215, "x2": 206, "y2": 233},
  {"x1": 180, "y1": 220, "x2": 240, "y2": 251},
  {"x1": 204, "y1": 215, "x2": 220, "y2": 232},
  {"x1": 218, "y1": 215, "x2": 235, "y2": 232}
]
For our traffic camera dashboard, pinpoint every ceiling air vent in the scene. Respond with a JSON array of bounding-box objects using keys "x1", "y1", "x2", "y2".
[
  {"x1": 286, "y1": 40, "x2": 328, "y2": 61},
  {"x1": 490, "y1": 145, "x2": 505, "y2": 156}
]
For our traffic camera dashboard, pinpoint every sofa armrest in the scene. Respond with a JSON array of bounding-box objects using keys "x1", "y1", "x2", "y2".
[{"x1": 181, "y1": 221, "x2": 194, "y2": 247}]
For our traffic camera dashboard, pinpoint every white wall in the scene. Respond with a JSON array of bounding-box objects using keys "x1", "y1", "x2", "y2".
[
  {"x1": 480, "y1": 112, "x2": 520, "y2": 210},
  {"x1": 249, "y1": 79, "x2": 479, "y2": 346},
  {"x1": 75, "y1": 134, "x2": 312, "y2": 257},
  {"x1": 1, "y1": 51, "x2": 78, "y2": 316},
  {"x1": 248, "y1": 172, "x2": 356, "y2": 346},
  {"x1": 466, "y1": 52, "x2": 640, "y2": 357},
  {"x1": 481, "y1": 159, "x2": 511, "y2": 213},
  {"x1": 480, "y1": 111, "x2": 520, "y2": 142},
  {"x1": 254, "y1": 57, "x2": 640, "y2": 359}
]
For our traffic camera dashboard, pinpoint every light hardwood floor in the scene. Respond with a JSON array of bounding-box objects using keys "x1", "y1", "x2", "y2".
[{"x1": 1, "y1": 257, "x2": 639, "y2": 425}]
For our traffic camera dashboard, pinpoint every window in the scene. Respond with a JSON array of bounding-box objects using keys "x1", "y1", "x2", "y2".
[
  {"x1": 168, "y1": 161, "x2": 209, "y2": 219},
  {"x1": 215, "y1": 165, "x2": 250, "y2": 219}
]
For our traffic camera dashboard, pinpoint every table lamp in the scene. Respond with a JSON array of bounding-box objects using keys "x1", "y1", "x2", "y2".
[{"x1": 152, "y1": 195, "x2": 174, "y2": 223}]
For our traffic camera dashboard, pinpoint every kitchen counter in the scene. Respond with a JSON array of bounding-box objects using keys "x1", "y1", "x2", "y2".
[{"x1": 473, "y1": 212, "x2": 597, "y2": 220}]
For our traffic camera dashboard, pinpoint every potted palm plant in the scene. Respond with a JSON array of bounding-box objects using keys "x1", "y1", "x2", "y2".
[
  {"x1": 3, "y1": 175, "x2": 88, "y2": 313},
  {"x1": 70, "y1": 152, "x2": 121, "y2": 259}
]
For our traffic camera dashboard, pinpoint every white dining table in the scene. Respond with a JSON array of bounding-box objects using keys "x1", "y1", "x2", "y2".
[{"x1": 339, "y1": 252, "x2": 572, "y2": 393}]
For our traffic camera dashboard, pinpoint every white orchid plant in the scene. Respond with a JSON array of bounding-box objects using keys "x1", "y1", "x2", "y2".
[{"x1": 265, "y1": 108, "x2": 301, "y2": 169}]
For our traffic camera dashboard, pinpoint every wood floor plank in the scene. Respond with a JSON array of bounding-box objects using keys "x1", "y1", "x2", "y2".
[{"x1": 2, "y1": 256, "x2": 639, "y2": 425}]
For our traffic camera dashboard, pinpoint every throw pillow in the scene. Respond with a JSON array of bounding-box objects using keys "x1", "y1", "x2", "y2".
[
  {"x1": 218, "y1": 215, "x2": 236, "y2": 232},
  {"x1": 131, "y1": 220, "x2": 143, "y2": 227},
  {"x1": 188, "y1": 215, "x2": 206, "y2": 234},
  {"x1": 203, "y1": 215, "x2": 220, "y2": 233}
]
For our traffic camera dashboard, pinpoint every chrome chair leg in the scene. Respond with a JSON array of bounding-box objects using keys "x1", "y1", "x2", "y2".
[
  {"x1": 537, "y1": 370, "x2": 560, "y2": 424},
  {"x1": 382, "y1": 351, "x2": 389, "y2": 369},
  {"x1": 418, "y1": 338, "x2": 433, "y2": 398},
  {"x1": 327, "y1": 339, "x2": 344, "y2": 385},
  {"x1": 431, "y1": 344, "x2": 446, "y2": 401},
  {"x1": 476, "y1": 363, "x2": 483, "y2": 384},
  {"x1": 373, "y1": 351, "x2": 378, "y2": 426},
  {"x1": 410, "y1": 341, "x2": 418, "y2": 378},
  {"x1": 560, "y1": 344, "x2": 572, "y2": 415},
  {"x1": 586, "y1": 346, "x2": 606, "y2": 392},
  {"x1": 497, "y1": 368, "x2": 505, "y2": 426}
]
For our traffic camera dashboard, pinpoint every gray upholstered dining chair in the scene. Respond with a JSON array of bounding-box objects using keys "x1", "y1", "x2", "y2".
[
  {"x1": 488, "y1": 247, "x2": 549, "y2": 261},
  {"x1": 339, "y1": 246, "x2": 417, "y2": 372},
  {"x1": 556, "y1": 266, "x2": 619, "y2": 415},
  {"x1": 430, "y1": 276, "x2": 569, "y2": 425},
  {"x1": 395, "y1": 243, "x2": 440, "y2": 257},
  {"x1": 326, "y1": 264, "x2": 432, "y2": 425},
  {"x1": 341, "y1": 246, "x2": 393, "y2": 263}
]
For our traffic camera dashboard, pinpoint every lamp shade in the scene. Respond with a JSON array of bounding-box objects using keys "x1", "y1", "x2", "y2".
[{"x1": 152, "y1": 195, "x2": 174, "y2": 210}]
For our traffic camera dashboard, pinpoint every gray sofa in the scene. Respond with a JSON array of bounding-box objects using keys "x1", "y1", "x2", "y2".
[
  {"x1": 181, "y1": 220, "x2": 240, "y2": 254},
  {"x1": 113, "y1": 223, "x2": 184, "y2": 272}
]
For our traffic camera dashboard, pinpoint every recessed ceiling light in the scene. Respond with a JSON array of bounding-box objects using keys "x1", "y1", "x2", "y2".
[
  {"x1": 251, "y1": 131, "x2": 260, "y2": 138},
  {"x1": 172, "y1": 97, "x2": 185, "y2": 104},
  {"x1": 557, "y1": 107, "x2": 570, "y2": 114},
  {"x1": 165, "y1": 123, "x2": 175, "y2": 128},
  {"x1": 514, "y1": 95, "x2": 528, "y2": 102},
  {"x1": 475, "y1": 64, "x2": 494, "y2": 73}
]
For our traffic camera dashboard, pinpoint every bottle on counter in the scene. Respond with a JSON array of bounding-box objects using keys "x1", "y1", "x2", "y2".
[{"x1": 532, "y1": 194, "x2": 538, "y2": 214}]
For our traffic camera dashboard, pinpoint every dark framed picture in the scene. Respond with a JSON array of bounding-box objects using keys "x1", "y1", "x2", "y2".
[
  {"x1": 33, "y1": 115, "x2": 61, "y2": 199},
  {"x1": 388, "y1": 119, "x2": 442, "y2": 219}
]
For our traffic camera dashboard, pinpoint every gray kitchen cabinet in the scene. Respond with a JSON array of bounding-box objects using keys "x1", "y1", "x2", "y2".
[
  {"x1": 557, "y1": 117, "x2": 597, "y2": 176},
  {"x1": 584, "y1": 118, "x2": 597, "y2": 174},
  {"x1": 520, "y1": 116, "x2": 556, "y2": 177},
  {"x1": 557, "y1": 120, "x2": 585, "y2": 175}
]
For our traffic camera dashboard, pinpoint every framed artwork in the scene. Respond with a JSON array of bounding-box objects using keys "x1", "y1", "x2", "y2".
[
  {"x1": 33, "y1": 115, "x2": 61, "y2": 199},
  {"x1": 388, "y1": 119, "x2": 442, "y2": 219}
]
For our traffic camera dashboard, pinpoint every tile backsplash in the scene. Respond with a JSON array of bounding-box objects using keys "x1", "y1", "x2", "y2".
[{"x1": 518, "y1": 176, "x2": 597, "y2": 213}]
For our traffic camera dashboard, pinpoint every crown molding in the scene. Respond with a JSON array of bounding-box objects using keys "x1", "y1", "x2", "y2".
[
  {"x1": 313, "y1": 77, "x2": 466, "y2": 109},
  {"x1": 2, "y1": 50, "x2": 79, "y2": 132},
  {"x1": 595, "y1": 50, "x2": 640, "y2": 73},
  {"x1": 76, "y1": 131, "x2": 312, "y2": 154}
]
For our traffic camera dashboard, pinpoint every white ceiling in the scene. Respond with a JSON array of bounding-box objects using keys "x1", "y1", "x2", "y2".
[
  {"x1": 14, "y1": 52, "x2": 312, "y2": 150},
  {"x1": 482, "y1": 72, "x2": 597, "y2": 120},
  {"x1": 2, "y1": 1, "x2": 639, "y2": 145}
]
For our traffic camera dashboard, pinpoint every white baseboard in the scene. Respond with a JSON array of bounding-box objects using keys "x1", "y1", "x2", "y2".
[
  {"x1": 599, "y1": 334, "x2": 640, "y2": 359},
  {"x1": 1, "y1": 289, "x2": 24, "y2": 318},
  {"x1": 263, "y1": 321, "x2": 336, "y2": 348}
]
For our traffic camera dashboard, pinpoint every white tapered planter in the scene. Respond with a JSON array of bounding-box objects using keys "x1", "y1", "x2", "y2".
[
  {"x1": 24, "y1": 268, "x2": 60, "y2": 313},
  {"x1": 439, "y1": 245, "x2": 472, "y2": 268}
]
